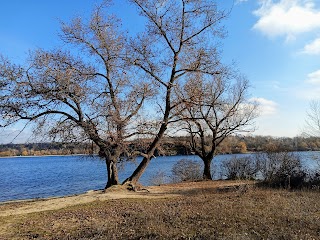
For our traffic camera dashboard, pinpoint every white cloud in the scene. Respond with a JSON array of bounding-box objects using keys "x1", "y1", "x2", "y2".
[
  {"x1": 292, "y1": 70, "x2": 320, "y2": 99},
  {"x1": 306, "y1": 69, "x2": 320, "y2": 84},
  {"x1": 253, "y1": 0, "x2": 320, "y2": 41},
  {"x1": 250, "y1": 97, "x2": 278, "y2": 116},
  {"x1": 302, "y1": 38, "x2": 320, "y2": 54}
]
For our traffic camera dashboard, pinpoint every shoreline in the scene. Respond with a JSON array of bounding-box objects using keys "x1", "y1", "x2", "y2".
[
  {"x1": 0, "y1": 190, "x2": 98, "y2": 206},
  {"x1": 1, "y1": 152, "x2": 319, "y2": 204},
  {"x1": 0, "y1": 181, "x2": 251, "y2": 217}
]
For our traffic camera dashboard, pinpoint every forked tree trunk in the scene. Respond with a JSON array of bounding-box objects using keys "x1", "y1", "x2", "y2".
[
  {"x1": 105, "y1": 159, "x2": 119, "y2": 189},
  {"x1": 203, "y1": 157, "x2": 213, "y2": 180}
]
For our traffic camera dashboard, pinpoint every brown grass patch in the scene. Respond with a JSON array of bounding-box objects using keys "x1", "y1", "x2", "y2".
[{"x1": 1, "y1": 181, "x2": 320, "y2": 239}]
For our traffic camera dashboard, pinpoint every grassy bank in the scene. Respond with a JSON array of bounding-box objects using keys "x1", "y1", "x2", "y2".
[{"x1": 1, "y1": 181, "x2": 320, "y2": 239}]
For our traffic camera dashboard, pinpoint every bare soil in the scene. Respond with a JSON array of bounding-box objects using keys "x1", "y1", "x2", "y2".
[{"x1": 0, "y1": 180, "x2": 247, "y2": 217}]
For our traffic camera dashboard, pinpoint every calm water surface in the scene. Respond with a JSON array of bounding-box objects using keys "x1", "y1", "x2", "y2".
[{"x1": 0, "y1": 152, "x2": 319, "y2": 202}]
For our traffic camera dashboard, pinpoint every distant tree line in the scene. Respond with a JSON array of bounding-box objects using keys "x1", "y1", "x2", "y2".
[
  {"x1": 1, "y1": 135, "x2": 319, "y2": 157},
  {"x1": 241, "y1": 135, "x2": 320, "y2": 152},
  {"x1": 0, "y1": 142, "x2": 96, "y2": 157},
  {"x1": 161, "y1": 135, "x2": 320, "y2": 155}
]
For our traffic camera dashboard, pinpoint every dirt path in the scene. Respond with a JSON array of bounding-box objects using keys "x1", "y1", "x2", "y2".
[{"x1": 0, "y1": 180, "x2": 250, "y2": 217}]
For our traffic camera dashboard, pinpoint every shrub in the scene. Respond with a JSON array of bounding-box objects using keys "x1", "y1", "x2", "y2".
[
  {"x1": 257, "y1": 151, "x2": 306, "y2": 189},
  {"x1": 221, "y1": 156, "x2": 259, "y2": 180},
  {"x1": 171, "y1": 159, "x2": 202, "y2": 182},
  {"x1": 305, "y1": 171, "x2": 320, "y2": 189},
  {"x1": 148, "y1": 170, "x2": 168, "y2": 186}
]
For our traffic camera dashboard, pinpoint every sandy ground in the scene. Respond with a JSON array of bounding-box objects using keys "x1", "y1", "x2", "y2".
[{"x1": 0, "y1": 180, "x2": 250, "y2": 217}]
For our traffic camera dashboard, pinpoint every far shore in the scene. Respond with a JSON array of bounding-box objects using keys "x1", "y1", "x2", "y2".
[
  {"x1": 0, "y1": 153, "x2": 95, "y2": 159},
  {"x1": 1, "y1": 150, "x2": 320, "y2": 159}
]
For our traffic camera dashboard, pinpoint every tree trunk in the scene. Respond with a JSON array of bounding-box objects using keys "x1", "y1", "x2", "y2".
[
  {"x1": 105, "y1": 159, "x2": 119, "y2": 189},
  {"x1": 123, "y1": 124, "x2": 167, "y2": 185},
  {"x1": 203, "y1": 157, "x2": 213, "y2": 180},
  {"x1": 123, "y1": 156, "x2": 151, "y2": 185}
]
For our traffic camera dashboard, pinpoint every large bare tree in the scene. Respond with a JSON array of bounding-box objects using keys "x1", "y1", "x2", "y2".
[
  {"x1": 176, "y1": 72, "x2": 258, "y2": 179},
  {"x1": 123, "y1": 0, "x2": 229, "y2": 184},
  {"x1": 0, "y1": 4, "x2": 153, "y2": 189},
  {"x1": 0, "y1": 0, "x2": 245, "y2": 188}
]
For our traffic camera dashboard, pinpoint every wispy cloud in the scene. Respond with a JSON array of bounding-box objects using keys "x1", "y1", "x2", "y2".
[
  {"x1": 253, "y1": 0, "x2": 320, "y2": 41},
  {"x1": 306, "y1": 69, "x2": 320, "y2": 84},
  {"x1": 302, "y1": 38, "x2": 320, "y2": 55},
  {"x1": 292, "y1": 70, "x2": 320, "y2": 99},
  {"x1": 250, "y1": 97, "x2": 278, "y2": 116}
]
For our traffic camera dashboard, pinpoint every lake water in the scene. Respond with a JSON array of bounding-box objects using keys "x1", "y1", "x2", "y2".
[{"x1": 0, "y1": 152, "x2": 319, "y2": 202}]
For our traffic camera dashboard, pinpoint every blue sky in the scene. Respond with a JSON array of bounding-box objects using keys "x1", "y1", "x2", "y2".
[
  {"x1": 1, "y1": 0, "x2": 320, "y2": 142},
  {"x1": 226, "y1": 0, "x2": 320, "y2": 137}
]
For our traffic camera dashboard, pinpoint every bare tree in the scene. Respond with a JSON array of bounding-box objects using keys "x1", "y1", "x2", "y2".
[
  {"x1": 123, "y1": 0, "x2": 229, "y2": 184},
  {"x1": 0, "y1": 0, "x2": 240, "y2": 188},
  {"x1": 175, "y1": 72, "x2": 258, "y2": 180},
  {"x1": 0, "y1": 3, "x2": 153, "y2": 189},
  {"x1": 305, "y1": 100, "x2": 320, "y2": 137},
  {"x1": 304, "y1": 100, "x2": 320, "y2": 169}
]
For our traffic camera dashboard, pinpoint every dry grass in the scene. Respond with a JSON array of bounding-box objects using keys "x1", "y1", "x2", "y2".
[{"x1": 1, "y1": 181, "x2": 320, "y2": 239}]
